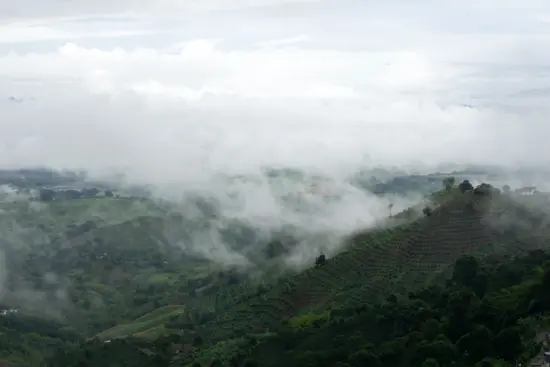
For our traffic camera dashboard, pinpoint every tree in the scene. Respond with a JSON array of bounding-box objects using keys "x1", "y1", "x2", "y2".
[
  {"x1": 385, "y1": 294, "x2": 398, "y2": 304},
  {"x1": 421, "y1": 358, "x2": 440, "y2": 367},
  {"x1": 474, "y1": 183, "x2": 499, "y2": 196},
  {"x1": 349, "y1": 350, "x2": 381, "y2": 367},
  {"x1": 494, "y1": 327, "x2": 522, "y2": 361},
  {"x1": 193, "y1": 335, "x2": 203, "y2": 347},
  {"x1": 443, "y1": 177, "x2": 455, "y2": 191},
  {"x1": 421, "y1": 319, "x2": 441, "y2": 341},
  {"x1": 458, "y1": 180, "x2": 474, "y2": 193},
  {"x1": 422, "y1": 206, "x2": 432, "y2": 217},
  {"x1": 452, "y1": 256, "x2": 479, "y2": 288},
  {"x1": 456, "y1": 325, "x2": 494, "y2": 363},
  {"x1": 413, "y1": 339, "x2": 456, "y2": 366},
  {"x1": 315, "y1": 254, "x2": 326, "y2": 266}
]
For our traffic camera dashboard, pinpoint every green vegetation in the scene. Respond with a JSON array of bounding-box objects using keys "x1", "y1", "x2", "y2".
[
  {"x1": 2, "y1": 170, "x2": 550, "y2": 366},
  {"x1": 95, "y1": 305, "x2": 185, "y2": 340},
  {"x1": 41, "y1": 249, "x2": 550, "y2": 367}
]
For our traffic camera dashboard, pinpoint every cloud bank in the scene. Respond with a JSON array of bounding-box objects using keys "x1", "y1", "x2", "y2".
[
  {"x1": 2, "y1": 1, "x2": 550, "y2": 312},
  {"x1": 0, "y1": 0, "x2": 549, "y2": 181}
]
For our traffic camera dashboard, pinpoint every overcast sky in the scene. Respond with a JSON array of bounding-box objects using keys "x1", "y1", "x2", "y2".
[{"x1": 1, "y1": 0, "x2": 550, "y2": 182}]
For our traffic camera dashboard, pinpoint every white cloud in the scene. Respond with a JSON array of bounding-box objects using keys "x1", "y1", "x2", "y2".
[
  {"x1": 255, "y1": 34, "x2": 312, "y2": 48},
  {"x1": 0, "y1": 0, "x2": 549, "y2": 180},
  {"x1": 1, "y1": 0, "x2": 550, "y2": 271},
  {"x1": 0, "y1": 22, "x2": 165, "y2": 43},
  {"x1": 0, "y1": 0, "x2": 319, "y2": 20}
]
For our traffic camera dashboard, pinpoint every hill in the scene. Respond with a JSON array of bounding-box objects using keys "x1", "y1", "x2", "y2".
[
  {"x1": 170, "y1": 186, "x2": 550, "y2": 344},
  {"x1": 46, "y1": 248, "x2": 550, "y2": 367},
  {"x1": 0, "y1": 197, "x2": 245, "y2": 335},
  {"x1": 233, "y1": 249, "x2": 550, "y2": 367},
  {"x1": 47, "y1": 181, "x2": 550, "y2": 367},
  {"x1": 2, "y1": 171, "x2": 550, "y2": 366},
  {"x1": 0, "y1": 308, "x2": 82, "y2": 365}
]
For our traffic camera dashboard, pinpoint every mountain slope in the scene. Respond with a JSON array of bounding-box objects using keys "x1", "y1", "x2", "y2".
[
  {"x1": 3, "y1": 175, "x2": 550, "y2": 366},
  {"x1": 189, "y1": 188, "x2": 550, "y2": 342},
  {"x1": 46, "y1": 247, "x2": 550, "y2": 367}
]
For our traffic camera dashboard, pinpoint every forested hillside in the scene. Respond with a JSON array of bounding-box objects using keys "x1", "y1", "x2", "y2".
[
  {"x1": 1, "y1": 169, "x2": 550, "y2": 366},
  {"x1": 40, "y1": 250, "x2": 550, "y2": 366}
]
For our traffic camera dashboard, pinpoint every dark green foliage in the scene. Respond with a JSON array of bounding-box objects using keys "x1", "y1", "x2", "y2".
[
  {"x1": 0, "y1": 312, "x2": 82, "y2": 365},
  {"x1": 46, "y1": 338, "x2": 157, "y2": 367},
  {"x1": 242, "y1": 360, "x2": 258, "y2": 367},
  {"x1": 315, "y1": 254, "x2": 326, "y2": 266},
  {"x1": 474, "y1": 183, "x2": 500, "y2": 197},
  {"x1": 422, "y1": 206, "x2": 432, "y2": 217},
  {"x1": 348, "y1": 350, "x2": 380, "y2": 366},
  {"x1": 193, "y1": 335, "x2": 204, "y2": 347},
  {"x1": 421, "y1": 358, "x2": 439, "y2": 367},
  {"x1": 493, "y1": 327, "x2": 522, "y2": 360},
  {"x1": 451, "y1": 256, "x2": 479, "y2": 288},
  {"x1": 458, "y1": 180, "x2": 474, "y2": 193},
  {"x1": 212, "y1": 251, "x2": 550, "y2": 367},
  {"x1": 6, "y1": 177, "x2": 550, "y2": 367}
]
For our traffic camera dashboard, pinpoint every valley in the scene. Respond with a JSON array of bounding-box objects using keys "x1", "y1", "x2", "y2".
[{"x1": 0, "y1": 168, "x2": 549, "y2": 366}]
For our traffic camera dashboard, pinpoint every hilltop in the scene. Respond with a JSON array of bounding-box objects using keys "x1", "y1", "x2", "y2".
[{"x1": 1, "y1": 169, "x2": 550, "y2": 366}]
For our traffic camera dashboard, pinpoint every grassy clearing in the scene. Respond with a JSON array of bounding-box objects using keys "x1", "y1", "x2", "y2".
[
  {"x1": 133, "y1": 305, "x2": 186, "y2": 323},
  {"x1": 96, "y1": 305, "x2": 185, "y2": 340},
  {"x1": 148, "y1": 273, "x2": 180, "y2": 284}
]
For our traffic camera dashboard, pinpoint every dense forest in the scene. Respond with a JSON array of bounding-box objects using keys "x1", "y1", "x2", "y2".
[{"x1": 36, "y1": 250, "x2": 550, "y2": 366}]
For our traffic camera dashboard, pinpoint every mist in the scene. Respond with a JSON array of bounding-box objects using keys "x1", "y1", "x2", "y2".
[{"x1": 1, "y1": 0, "x2": 550, "y2": 316}]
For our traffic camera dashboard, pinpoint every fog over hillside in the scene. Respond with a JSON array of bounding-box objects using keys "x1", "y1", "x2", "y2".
[
  {"x1": 3, "y1": 2, "x2": 550, "y2": 366},
  {"x1": 1, "y1": 0, "x2": 550, "y2": 271}
]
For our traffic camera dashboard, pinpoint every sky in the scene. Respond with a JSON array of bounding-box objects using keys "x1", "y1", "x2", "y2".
[{"x1": 1, "y1": 0, "x2": 550, "y2": 183}]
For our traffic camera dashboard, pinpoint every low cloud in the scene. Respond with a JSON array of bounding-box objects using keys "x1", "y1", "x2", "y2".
[
  {"x1": 1, "y1": 0, "x2": 550, "y2": 300},
  {"x1": 1, "y1": 37, "x2": 548, "y2": 175}
]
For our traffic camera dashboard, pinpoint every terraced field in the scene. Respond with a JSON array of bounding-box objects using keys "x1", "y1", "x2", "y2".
[{"x1": 194, "y1": 192, "x2": 550, "y2": 341}]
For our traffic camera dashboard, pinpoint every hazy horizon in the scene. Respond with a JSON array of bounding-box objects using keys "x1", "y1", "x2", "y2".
[{"x1": 1, "y1": 0, "x2": 550, "y2": 185}]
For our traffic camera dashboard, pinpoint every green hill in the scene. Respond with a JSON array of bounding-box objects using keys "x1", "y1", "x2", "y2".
[
  {"x1": 175, "y1": 188, "x2": 548, "y2": 343},
  {"x1": 46, "y1": 248, "x2": 550, "y2": 367},
  {"x1": 3, "y1": 174, "x2": 550, "y2": 366}
]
